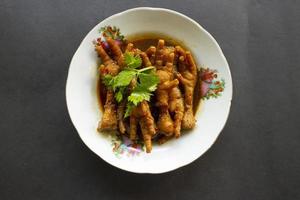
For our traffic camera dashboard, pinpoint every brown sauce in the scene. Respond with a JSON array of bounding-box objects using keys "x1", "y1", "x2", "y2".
[
  {"x1": 97, "y1": 34, "x2": 202, "y2": 114},
  {"x1": 127, "y1": 33, "x2": 188, "y2": 51}
]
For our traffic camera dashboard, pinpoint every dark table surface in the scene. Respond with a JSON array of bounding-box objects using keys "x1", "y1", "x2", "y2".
[{"x1": 1, "y1": 0, "x2": 300, "y2": 199}]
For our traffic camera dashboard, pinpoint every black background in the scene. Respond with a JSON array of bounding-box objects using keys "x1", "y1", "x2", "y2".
[{"x1": 1, "y1": 0, "x2": 300, "y2": 199}]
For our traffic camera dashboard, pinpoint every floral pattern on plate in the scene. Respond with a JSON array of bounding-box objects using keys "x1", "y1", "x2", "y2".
[
  {"x1": 200, "y1": 68, "x2": 225, "y2": 100},
  {"x1": 111, "y1": 135, "x2": 144, "y2": 158}
]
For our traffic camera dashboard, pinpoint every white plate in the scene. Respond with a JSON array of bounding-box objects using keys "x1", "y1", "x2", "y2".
[{"x1": 66, "y1": 7, "x2": 232, "y2": 173}]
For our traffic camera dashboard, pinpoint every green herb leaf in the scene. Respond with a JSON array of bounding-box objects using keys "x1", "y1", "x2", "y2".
[
  {"x1": 115, "y1": 87, "x2": 125, "y2": 103},
  {"x1": 112, "y1": 70, "x2": 136, "y2": 91},
  {"x1": 124, "y1": 102, "x2": 135, "y2": 118},
  {"x1": 138, "y1": 72, "x2": 160, "y2": 92},
  {"x1": 124, "y1": 68, "x2": 159, "y2": 117},
  {"x1": 102, "y1": 74, "x2": 113, "y2": 87},
  {"x1": 124, "y1": 53, "x2": 142, "y2": 69},
  {"x1": 128, "y1": 84, "x2": 152, "y2": 106}
]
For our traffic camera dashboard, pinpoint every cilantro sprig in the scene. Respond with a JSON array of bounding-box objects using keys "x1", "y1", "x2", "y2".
[
  {"x1": 102, "y1": 53, "x2": 159, "y2": 118},
  {"x1": 124, "y1": 52, "x2": 142, "y2": 68}
]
